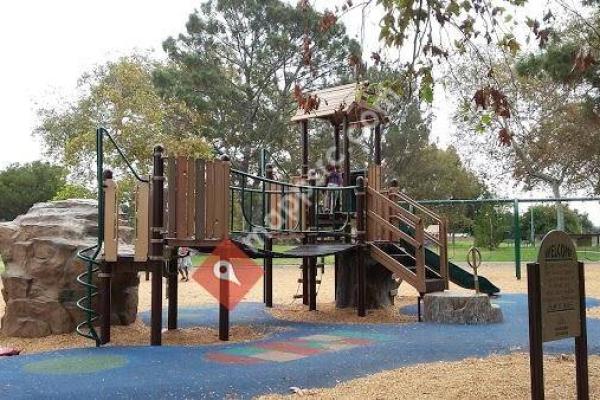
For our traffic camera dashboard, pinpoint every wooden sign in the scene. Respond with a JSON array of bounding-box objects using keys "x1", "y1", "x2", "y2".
[
  {"x1": 538, "y1": 231, "x2": 581, "y2": 342},
  {"x1": 527, "y1": 230, "x2": 588, "y2": 400}
]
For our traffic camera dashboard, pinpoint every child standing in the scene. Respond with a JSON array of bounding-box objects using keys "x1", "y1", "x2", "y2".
[
  {"x1": 177, "y1": 247, "x2": 192, "y2": 281},
  {"x1": 324, "y1": 163, "x2": 343, "y2": 213}
]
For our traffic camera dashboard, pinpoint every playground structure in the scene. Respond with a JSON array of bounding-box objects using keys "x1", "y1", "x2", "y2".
[{"x1": 78, "y1": 82, "x2": 500, "y2": 347}]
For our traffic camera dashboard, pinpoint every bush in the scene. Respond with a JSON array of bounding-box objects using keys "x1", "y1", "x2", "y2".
[
  {"x1": 53, "y1": 184, "x2": 95, "y2": 201},
  {"x1": 0, "y1": 162, "x2": 65, "y2": 221}
]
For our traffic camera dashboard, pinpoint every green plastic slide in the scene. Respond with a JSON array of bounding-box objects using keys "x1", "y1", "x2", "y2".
[{"x1": 424, "y1": 247, "x2": 500, "y2": 295}]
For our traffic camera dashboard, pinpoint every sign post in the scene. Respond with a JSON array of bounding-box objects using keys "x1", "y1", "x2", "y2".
[{"x1": 527, "y1": 230, "x2": 588, "y2": 400}]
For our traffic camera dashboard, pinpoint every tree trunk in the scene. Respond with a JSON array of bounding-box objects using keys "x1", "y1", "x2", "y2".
[
  {"x1": 335, "y1": 250, "x2": 399, "y2": 309},
  {"x1": 552, "y1": 182, "x2": 565, "y2": 231}
]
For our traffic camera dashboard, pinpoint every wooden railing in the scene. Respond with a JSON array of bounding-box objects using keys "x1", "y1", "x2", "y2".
[
  {"x1": 365, "y1": 165, "x2": 449, "y2": 291},
  {"x1": 388, "y1": 190, "x2": 449, "y2": 289},
  {"x1": 366, "y1": 186, "x2": 427, "y2": 292}
]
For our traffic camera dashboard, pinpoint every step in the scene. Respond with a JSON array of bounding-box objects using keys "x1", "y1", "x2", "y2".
[
  {"x1": 391, "y1": 254, "x2": 416, "y2": 265},
  {"x1": 424, "y1": 279, "x2": 447, "y2": 293}
]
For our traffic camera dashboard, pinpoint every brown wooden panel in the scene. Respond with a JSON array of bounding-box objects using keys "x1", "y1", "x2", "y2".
[
  {"x1": 269, "y1": 182, "x2": 277, "y2": 229},
  {"x1": 134, "y1": 181, "x2": 150, "y2": 262},
  {"x1": 383, "y1": 189, "x2": 389, "y2": 241},
  {"x1": 286, "y1": 184, "x2": 299, "y2": 231},
  {"x1": 167, "y1": 157, "x2": 177, "y2": 237},
  {"x1": 104, "y1": 179, "x2": 118, "y2": 262},
  {"x1": 205, "y1": 162, "x2": 215, "y2": 238},
  {"x1": 148, "y1": 180, "x2": 153, "y2": 253},
  {"x1": 222, "y1": 161, "x2": 231, "y2": 240},
  {"x1": 213, "y1": 161, "x2": 224, "y2": 239},
  {"x1": 187, "y1": 158, "x2": 196, "y2": 238},
  {"x1": 195, "y1": 160, "x2": 206, "y2": 240},
  {"x1": 176, "y1": 156, "x2": 189, "y2": 239},
  {"x1": 367, "y1": 165, "x2": 381, "y2": 191}
]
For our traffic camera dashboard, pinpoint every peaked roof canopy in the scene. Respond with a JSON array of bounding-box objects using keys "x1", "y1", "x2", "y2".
[{"x1": 291, "y1": 82, "x2": 388, "y2": 126}]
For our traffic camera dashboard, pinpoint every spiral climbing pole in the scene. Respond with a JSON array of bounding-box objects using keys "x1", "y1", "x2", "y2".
[
  {"x1": 75, "y1": 128, "x2": 106, "y2": 345},
  {"x1": 75, "y1": 127, "x2": 150, "y2": 345}
]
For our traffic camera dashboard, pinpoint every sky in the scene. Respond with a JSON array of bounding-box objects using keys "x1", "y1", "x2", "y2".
[
  {"x1": 0, "y1": 0, "x2": 200, "y2": 168},
  {"x1": 0, "y1": 0, "x2": 598, "y2": 223}
]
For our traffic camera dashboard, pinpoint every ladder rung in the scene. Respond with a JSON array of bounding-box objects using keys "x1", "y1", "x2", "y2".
[{"x1": 297, "y1": 279, "x2": 321, "y2": 284}]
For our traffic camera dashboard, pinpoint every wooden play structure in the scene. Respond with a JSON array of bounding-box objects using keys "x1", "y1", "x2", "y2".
[{"x1": 78, "y1": 82, "x2": 497, "y2": 347}]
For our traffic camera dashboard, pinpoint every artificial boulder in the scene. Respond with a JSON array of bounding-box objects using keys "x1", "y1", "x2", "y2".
[{"x1": 0, "y1": 200, "x2": 139, "y2": 337}]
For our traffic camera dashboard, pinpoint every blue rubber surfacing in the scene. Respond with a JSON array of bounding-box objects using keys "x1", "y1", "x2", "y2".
[{"x1": 1, "y1": 294, "x2": 599, "y2": 400}]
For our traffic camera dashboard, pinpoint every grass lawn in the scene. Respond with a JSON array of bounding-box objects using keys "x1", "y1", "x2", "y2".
[
  {"x1": 447, "y1": 239, "x2": 600, "y2": 263},
  {"x1": 189, "y1": 240, "x2": 600, "y2": 266}
]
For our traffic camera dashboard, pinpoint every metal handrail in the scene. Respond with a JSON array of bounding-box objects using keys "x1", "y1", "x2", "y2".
[
  {"x1": 98, "y1": 127, "x2": 149, "y2": 183},
  {"x1": 260, "y1": 148, "x2": 291, "y2": 179},
  {"x1": 230, "y1": 169, "x2": 355, "y2": 235},
  {"x1": 232, "y1": 168, "x2": 358, "y2": 191}
]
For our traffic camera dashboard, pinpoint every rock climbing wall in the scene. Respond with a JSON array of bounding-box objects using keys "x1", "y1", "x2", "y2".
[{"x1": 0, "y1": 200, "x2": 139, "y2": 338}]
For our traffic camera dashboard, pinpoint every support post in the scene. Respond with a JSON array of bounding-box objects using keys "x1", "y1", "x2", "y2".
[
  {"x1": 302, "y1": 257, "x2": 309, "y2": 305},
  {"x1": 167, "y1": 254, "x2": 178, "y2": 330},
  {"x1": 334, "y1": 123, "x2": 341, "y2": 164},
  {"x1": 301, "y1": 120, "x2": 309, "y2": 178},
  {"x1": 514, "y1": 199, "x2": 522, "y2": 280},
  {"x1": 374, "y1": 123, "x2": 382, "y2": 166},
  {"x1": 343, "y1": 116, "x2": 350, "y2": 186},
  {"x1": 99, "y1": 263, "x2": 112, "y2": 345},
  {"x1": 308, "y1": 170, "x2": 317, "y2": 311},
  {"x1": 301, "y1": 120, "x2": 310, "y2": 306},
  {"x1": 308, "y1": 257, "x2": 317, "y2": 311},
  {"x1": 219, "y1": 276, "x2": 230, "y2": 341},
  {"x1": 356, "y1": 176, "x2": 366, "y2": 317},
  {"x1": 527, "y1": 262, "x2": 544, "y2": 400},
  {"x1": 150, "y1": 145, "x2": 165, "y2": 346},
  {"x1": 264, "y1": 165, "x2": 274, "y2": 308},
  {"x1": 575, "y1": 262, "x2": 589, "y2": 400}
]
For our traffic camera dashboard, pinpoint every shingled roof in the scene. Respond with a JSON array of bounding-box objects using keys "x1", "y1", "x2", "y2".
[{"x1": 291, "y1": 82, "x2": 388, "y2": 126}]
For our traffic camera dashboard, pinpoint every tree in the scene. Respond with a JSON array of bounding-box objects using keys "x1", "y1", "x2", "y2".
[
  {"x1": 0, "y1": 162, "x2": 66, "y2": 221},
  {"x1": 36, "y1": 55, "x2": 211, "y2": 184},
  {"x1": 382, "y1": 101, "x2": 486, "y2": 232},
  {"x1": 53, "y1": 184, "x2": 95, "y2": 201},
  {"x1": 516, "y1": 14, "x2": 600, "y2": 195},
  {"x1": 521, "y1": 205, "x2": 596, "y2": 241},
  {"x1": 449, "y1": 43, "x2": 596, "y2": 230},
  {"x1": 154, "y1": 0, "x2": 360, "y2": 173},
  {"x1": 473, "y1": 204, "x2": 513, "y2": 250}
]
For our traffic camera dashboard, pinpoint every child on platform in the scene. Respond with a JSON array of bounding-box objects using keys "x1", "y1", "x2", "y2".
[{"x1": 324, "y1": 163, "x2": 343, "y2": 213}]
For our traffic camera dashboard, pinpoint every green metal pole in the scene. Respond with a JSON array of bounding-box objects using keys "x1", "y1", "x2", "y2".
[
  {"x1": 513, "y1": 199, "x2": 521, "y2": 280},
  {"x1": 97, "y1": 128, "x2": 105, "y2": 244}
]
